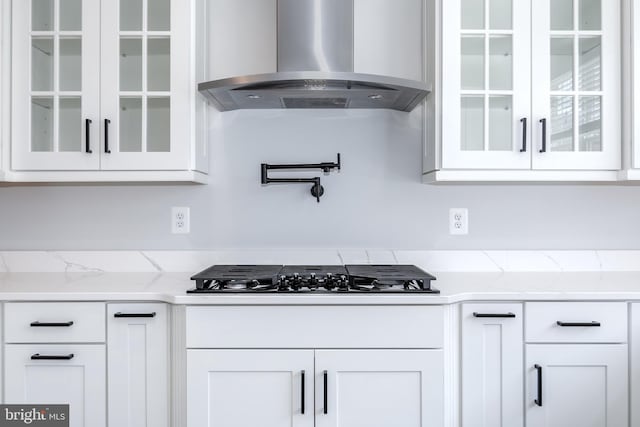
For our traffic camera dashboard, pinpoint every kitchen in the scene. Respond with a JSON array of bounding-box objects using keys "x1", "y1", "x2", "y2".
[{"x1": 1, "y1": 0, "x2": 640, "y2": 426}]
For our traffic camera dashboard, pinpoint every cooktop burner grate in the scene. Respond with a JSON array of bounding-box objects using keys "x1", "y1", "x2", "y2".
[{"x1": 188, "y1": 264, "x2": 438, "y2": 294}]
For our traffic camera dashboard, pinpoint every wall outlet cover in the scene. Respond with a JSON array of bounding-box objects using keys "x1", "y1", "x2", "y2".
[
  {"x1": 172, "y1": 207, "x2": 191, "y2": 234},
  {"x1": 449, "y1": 208, "x2": 469, "y2": 235}
]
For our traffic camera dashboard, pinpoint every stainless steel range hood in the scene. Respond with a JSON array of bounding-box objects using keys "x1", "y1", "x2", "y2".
[{"x1": 198, "y1": 0, "x2": 430, "y2": 112}]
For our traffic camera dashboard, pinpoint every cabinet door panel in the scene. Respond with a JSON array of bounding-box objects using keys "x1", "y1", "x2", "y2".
[
  {"x1": 442, "y1": 0, "x2": 532, "y2": 169},
  {"x1": 107, "y1": 303, "x2": 168, "y2": 427},
  {"x1": 5, "y1": 344, "x2": 106, "y2": 427},
  {"x1": 187, "y1": 349, "x2": 314, "y2": 427},
  {"x1": 462, "y1": 303, "x2": 523, "y2": 427},
  {"x1": 531, "y1": 0, "x2": 620, "y2": 170},
  {"x1": 526, "y1": 344, "x2": 627, "y2": 427},
  {"x1": 100, "y1": 0, "x2": 191, "y2": 170},
  {"x1": 12, "y1": 0, "x2": 101, "y2": 170},
  {"x1": 315, "y1": 350, "x2": 443, "y2": 427}
]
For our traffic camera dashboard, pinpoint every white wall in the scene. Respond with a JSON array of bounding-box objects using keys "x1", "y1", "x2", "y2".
[
  {"x1": 1, "y1": 108, "x2": 640, "y2": 250},
  {"x1": 1, "y1": 1, "x2": 638, "y2": 251}
]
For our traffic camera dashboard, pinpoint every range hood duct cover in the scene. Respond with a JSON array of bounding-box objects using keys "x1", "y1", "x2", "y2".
[{"x1": 198, "y1": 0, "x2": 430, "y2": 112}]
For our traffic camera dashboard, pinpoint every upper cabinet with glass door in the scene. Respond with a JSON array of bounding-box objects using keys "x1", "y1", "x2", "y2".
[
  {"x1": 433, "y1": 0, "x2": 621, "y2": 180},
  {"x1": 532, "y1": 0, "x2": 620, "y2": 170},
  {"x1": 100, "y1": 0, "x2": 192, "y2": 171},
  {"x1": 441, "y1": 0, "x2": 532, "y2": 170},
  {"x1": 12, "y1": 0, "x2": 101, "y2": 170},
  {"x1": 8, "y1": 0, "x2": 207, "y2": 182}
]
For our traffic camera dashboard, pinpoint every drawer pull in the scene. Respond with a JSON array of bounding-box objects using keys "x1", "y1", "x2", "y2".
[
  {"x1": 323, "y1": 370, "x2": 328, "y2": 415},
  {"x1": 473, "y1": 312, "x2": 516, "y2": 318},
  {"x1": 534, "y1": 364, "x2": 543, "y2": 406},
  {"x1": 30, "y1": 321, "x2": 74, "y2": 327},
  {"x1": 114, "y1": 312, "x2": 156, "y2": 318},
  {"x1": 301, "y1": 370, "x2": 305, "y2": 414},
  {"x1": 556, "y1": 321, "x2": 601, "y2": 327},
  {"x1": 31, "y1": 353, "x2": 74, "y2": 361}
]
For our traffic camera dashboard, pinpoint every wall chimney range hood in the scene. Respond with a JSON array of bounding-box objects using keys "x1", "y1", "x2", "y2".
[{"x1": 198, "y1": 0, "x2": 430, "y2": 112}]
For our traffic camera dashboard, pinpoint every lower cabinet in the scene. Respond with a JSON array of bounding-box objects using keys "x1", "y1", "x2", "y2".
[
  {"x1": 4, "y1": 344, "x2": 106, "y2": 427},
  {"x1": 461, "y1": 303, "x2": 523, "y2": 427},
  {"x1": 187, "y1": 349, "x2": 315, "y2": 427},
  {"x1": 315, "y1": 349, "x2": 443, "y2": 427},
  {"x1": 525, "y1": 344, "x2": 628, "y2": 427},
  {"x1": 106, "y1": 303, "x2": 169, "y2": 427},
  {"x1": 187, "y1": 349, "x2": 443, "y2": 427}
]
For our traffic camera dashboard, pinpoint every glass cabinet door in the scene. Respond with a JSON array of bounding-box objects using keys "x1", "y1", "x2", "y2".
[
  {"x1": 100, "y1": 0, "x2": 190, "y2": 170},
  {"x1": 11, "y1": 0, "x2": 100, "y2": 170},
  {"x1": 442, "y1": 0, "x2": 532, "y2": 169},
  {"x1": 532, "y1": 0, "x2": 620, "y2": 170}
]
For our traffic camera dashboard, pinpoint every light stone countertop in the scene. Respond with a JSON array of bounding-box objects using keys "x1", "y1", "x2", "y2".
[{"x1": 0, "y1": 271, "x2": 639, "y2": 304}]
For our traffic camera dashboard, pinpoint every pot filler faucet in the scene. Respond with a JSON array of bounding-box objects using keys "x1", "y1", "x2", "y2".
[{"x1": 261, "y1": 154, "x2": 341, "y2": 202}]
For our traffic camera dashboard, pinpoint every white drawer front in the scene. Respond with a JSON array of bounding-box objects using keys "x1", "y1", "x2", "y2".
[
  {"x1": 5, "y1": 302, "x2": 106, "y2": 343},
  {"x1": 525, "y1": 302, "x2": 627, "y2": 343},
  {"x1": 186, "y1": 305, "x2": 443, "y2": 349}
]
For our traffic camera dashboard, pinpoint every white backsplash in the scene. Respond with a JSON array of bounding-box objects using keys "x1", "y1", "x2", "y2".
[{"x1": 0, "y1": 250, "x2": 639, "y2": 273}]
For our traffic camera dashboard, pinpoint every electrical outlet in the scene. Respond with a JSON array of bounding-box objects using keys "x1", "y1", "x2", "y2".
[
  {"x1": 172, "y1": 207, "x2": 190, "y2": 234},
  {"x1": 449, "y1": 208, "x2": 469, "y2": 235}
]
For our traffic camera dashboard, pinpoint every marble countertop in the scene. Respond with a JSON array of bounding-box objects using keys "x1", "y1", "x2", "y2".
[{"x1": 1, "y1": 271, "x2": 640, "y2": 304}]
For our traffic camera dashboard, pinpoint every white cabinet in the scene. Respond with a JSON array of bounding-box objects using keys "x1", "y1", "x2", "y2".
[
  {"x1": 531, "y1": 0, "x2": 620, "y2": 171},
  {"x1": 11, "y1": 0, "x2": 101, "y2": 171},
  {"x1": 187, "y1": 349, "x2": 442, "y2": 427},
  {"x1": 315, "y1": 350, "x2": 443, "y2": 427},
  {"x1": 525, "y1": 344, "x2": 628, "y2": 427},
  {"x1": 187, "y1": 349, "x2": 315, "y2": 427},
  {"x1": 5, "y1": 344, "x2": 106, "y2": 427},
  {"x1": 461, "y1": 304, "x2": 523, "y2": 427},
  {"x1": 4, "y1": 302, "x2": 106, "y2": 427},
  {"x1": 524, "y1": 302, "x2": 628, "y2": 427},
  {"x1": 185, "y1": 305, "x2": 445, "y2": 427},
  {"x1": 432, "y1": 0, "x2": 621, "y2": 182},
  {"x1": 107, "y1": 303, "x2": 169, "y2": 427},
  {"x1": 8, "y1": 0, "x2": 207, "y2": 182},
  {"x1": 441, "y1": 0, "x2": 531, "y2": 170}
]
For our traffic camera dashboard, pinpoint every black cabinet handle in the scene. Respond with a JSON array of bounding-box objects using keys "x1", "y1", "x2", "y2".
[
  {"x1": 473, "y1": 312, "x2": 516, "y2": 318},
  {"x1": 534, "y1": 364, "x2": 543, "y2": 406},
  {"x1": 114, "y1": 312, "x2": 156, "y2": 318},
  {"x1": 30, "y1": 321, "x2": 74, "y2": 327},
  {"x1": 105, "y1": 119, "x2": 111, "y2": 153},
  {"x1": 557, "y1": 321, "x2": 601, "y2": 327},
  {"x1": 31, "y1": 353, "x2": 74, "y2": 360},
  {"x1": 520, "y1": 118, "x2": 527, "y2": 152},
  {"x1": 300, "y1": 370, "x2": 305, "y2": 414},
  {"x1": 539, "y1": 118, "x2": 547, "y2": 153},
  {"x1": 323, "y1": 370, "x2": 328, "y2": 414},
  {"x1": 85, "y1": 119, "x2": 93, "y2": 153}
]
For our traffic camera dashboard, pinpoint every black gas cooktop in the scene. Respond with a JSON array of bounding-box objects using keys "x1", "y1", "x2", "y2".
[{"x1": 189, "y1": 264, "x2": 438, "y2": 294}]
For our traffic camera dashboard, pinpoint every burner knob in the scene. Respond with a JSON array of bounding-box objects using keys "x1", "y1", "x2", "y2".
[
  {"x1": 309, "y1": 273, "x2": 318, "y2": 288},
  {"x1": 324, "y1": 273, "x2": 336, "y2": 290}
]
